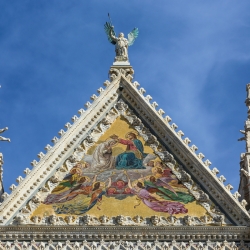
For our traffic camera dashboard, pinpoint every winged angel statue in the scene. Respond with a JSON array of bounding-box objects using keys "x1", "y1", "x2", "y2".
[{"x1": 104, "y1": 22, "x2": 139, "y2": 62}]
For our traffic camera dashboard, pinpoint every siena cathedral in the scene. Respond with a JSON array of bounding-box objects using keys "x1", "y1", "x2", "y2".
[{"x1": 0, "y1": 24, "x2": 250, "y2": 250}]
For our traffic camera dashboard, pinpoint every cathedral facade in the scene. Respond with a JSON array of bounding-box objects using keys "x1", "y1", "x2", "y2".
[{"x1": 0, "y1": 31, "x2": 250, "y2": 249}]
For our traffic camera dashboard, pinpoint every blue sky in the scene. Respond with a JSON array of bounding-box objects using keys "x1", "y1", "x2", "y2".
[{"x1": 0, "y1": 1, "x2": 250, "y2": 193}]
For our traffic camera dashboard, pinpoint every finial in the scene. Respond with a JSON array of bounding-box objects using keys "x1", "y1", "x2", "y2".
[{"x1": 104, "y1": 15, "x2": 139, "y2": 65}]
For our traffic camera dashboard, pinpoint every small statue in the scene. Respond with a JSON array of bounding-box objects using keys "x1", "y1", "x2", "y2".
[
  {"x1": 0, "y1": 127, "x2": 10, "y2": 142},
  {"x1": 104, "y1": 14, "x2": 139, "y2": 62}
]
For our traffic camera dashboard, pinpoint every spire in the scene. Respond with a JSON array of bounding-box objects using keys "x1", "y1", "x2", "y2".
[
  {"x1": 243, "y1": 83, "x2": 250, "y2": 152},
  {"x1": 238, "y1": 83, "x2": 250, "y2": 210},
  {"x1": 0, "y1": 127, "x2": 10, "y2": 201},
  {"x1": 0, "y1": 153, "x2": 3, "y2": 201}
]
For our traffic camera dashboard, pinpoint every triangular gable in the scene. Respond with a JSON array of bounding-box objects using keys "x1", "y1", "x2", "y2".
[
  {"x1": 0, "y1": 65, "x2": 249, "y2": 227},
  {"x1": 13, "y1": 114, "x2": 228, "y2": 226}
]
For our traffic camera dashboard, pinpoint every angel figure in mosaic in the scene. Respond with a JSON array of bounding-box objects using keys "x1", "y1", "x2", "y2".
[
  {"x1": 43, "y1": 175, "x2": 93, "y2": 205},
  {"x1": 104, "y1": 21, "x2": 139, "y2": 62},
  {"x1": 126, "y1": 172, "x2": 188, "y2": 215},
  {"x1": 51, "y1": 162, "x2": 89, "y2": 193},
  {"x1": 53, "y1": 176, "x2": 112, "y2": 215},
  {"x1": 143, "y1": 175, "x2": 195, "y2": 204}
]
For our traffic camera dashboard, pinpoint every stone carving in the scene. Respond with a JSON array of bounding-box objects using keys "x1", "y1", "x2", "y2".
[
  {"x1": 218, "y1": 175, "x2": 226, "y2": 183},
  {"x1": 233, "y1": 191, "x2": 241, "y2": 200},
  {"x1": 225, "y1": 184, "x2": 234, "y2": 191},
  {"x1": 82, "y1": 215, "x2": 100, "y2": 226},
  {"x1": 104, "y1": 20, "x2": 139, "y2": 62},
  {"x1": 211, "y1": 167, "x2": 219, "y2": 176},
  {"x1": 197, "y1": 152, "x2": 205, "y2": 160},
  {"x1": 12, "y1": 214, "x2": 226, "y2": 226},
  {"x1": 145, "y1": 95, "x2": 152, "y2": 103},
  {"x1": 0, "y1": 240, "x2": 244, "y2": 249},
  {"x1": 190, "y1": 144, "x2": 198, "y2": 152},
  {"x1": 12, "y1": 214, "x2": 29, "y2": 225},
  {"x1": 48, "y1": 215, "x2": 67, "y2": 225},
  {"x1": 183, "y1": 137, "x2": 191, "y2": 145},
  {"x1": 241, "y1": 199, "x2": 248, "y2": 208},
  {"x1": 51, "y1": 136, "x2": 59, "y2": 144},
  {"x1": 109, "y1": 67, "x2": 134, "y2": 82},
  {"x1": 204, "y1": 159, "x2": 212, "y2": 167},
  {"x1": 99, "y1": 215, "x2": 113, "y2": 225},
  {"x1": 1, "y1": 192, "x2": 9, "y2": 200}
]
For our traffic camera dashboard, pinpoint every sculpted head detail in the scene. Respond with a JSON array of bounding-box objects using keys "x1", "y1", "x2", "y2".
[
  {"x1": 49, "y1": 215, "x2": 57, "y2": 225},
  {"x1": 83, "y1": 214, "x2": 92, "y2": 224},
  {"x1": 116, "y1": 215, "x2": 125, "y2": 225},
  {"x1": 65, "y1": 216, "x2": 74, "y2": 224},
  {"x1": 151, "y1": 215, "x2": 160, "y2": 226},
  {"x1": 119, "y1": 32, "x2": 124, "y2": 38},
  {"x1": 31, "y1": 216, "x2": 41, "y2": 224},
  {"x1": 184, "y1": 215, "x2": 192, "y2": 226},
  {"x1": 133, "y1": 215, "x2": 143, "y2": 224},
  {"x1": 99, "y1": 215, "x2": 109, "y2": 224}
]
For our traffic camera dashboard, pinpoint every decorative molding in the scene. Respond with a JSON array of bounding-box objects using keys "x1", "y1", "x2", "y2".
[
  {"x1": 0, "y1": 239, "x2": 247, "y2": 250},
  {"x1": 0, "y1": 225, "x2": 249, "y2": 241},
  {"x1": 11, "y1": 214, "x2": 226, "y2": 227}
]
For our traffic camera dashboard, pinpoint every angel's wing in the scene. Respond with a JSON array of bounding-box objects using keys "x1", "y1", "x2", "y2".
[
  {"x1": 156, "y1": 177, "x2": 177, "y2": 195},
  {"x1": 104, "y1": 22, "x2": 116, "y2": 45},
  {"x1": 128, "y1": 28, "x2": 139, "y2": 46}
]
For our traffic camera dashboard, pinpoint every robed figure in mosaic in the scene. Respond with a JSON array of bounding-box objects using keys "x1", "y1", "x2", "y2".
[{"x1": 110, "y1": 132, "x2": 147, "y2": 169}]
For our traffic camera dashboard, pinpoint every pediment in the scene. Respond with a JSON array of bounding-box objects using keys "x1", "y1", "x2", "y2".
[{"x1": 0, "y1": 66, "x2": 249, "y2": 228}]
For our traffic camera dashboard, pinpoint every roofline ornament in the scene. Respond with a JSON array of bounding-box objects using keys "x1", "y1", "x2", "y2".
[{"x1": 104, "y1": 14, "x2": 139, "y2": 65}]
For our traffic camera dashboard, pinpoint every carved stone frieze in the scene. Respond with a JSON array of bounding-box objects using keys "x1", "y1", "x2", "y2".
[
  {"x1": 0, "y1": 224, "x2": 249, "y2": 241},
  {"x1": 0, "y1": 239, "x2": 247, "y2": 250},
  {"x1": 11, "y1": 214, "x2": 226, "y2": 226}
]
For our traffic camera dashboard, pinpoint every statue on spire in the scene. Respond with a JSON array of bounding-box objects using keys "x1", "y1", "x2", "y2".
[{"x1": 104, "y1": 14, "x2": 139, "y2": 63}]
